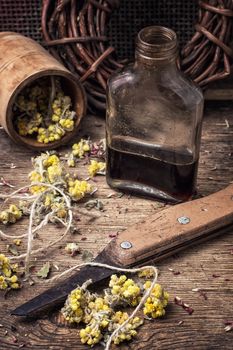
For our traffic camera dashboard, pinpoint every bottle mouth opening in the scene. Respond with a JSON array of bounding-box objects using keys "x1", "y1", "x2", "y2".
[{"x1": 136, "y1": 26, "x2": 178, "y2": 59}]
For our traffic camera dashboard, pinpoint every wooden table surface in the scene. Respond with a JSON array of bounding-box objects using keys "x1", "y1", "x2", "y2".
[{"x1": 0, "y1": 103, "x2": 233, "y2": 350}]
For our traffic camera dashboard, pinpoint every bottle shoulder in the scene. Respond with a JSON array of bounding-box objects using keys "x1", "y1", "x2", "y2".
[
  {"x1": 108, "y1": 64, "x2": 137, "y2": 92},
  {"x1": 107, "y1": 63, "x2": 204, "y2": 105},
  {"x1": 172, "y1": 71, "x2": 204, "y2": 102}
]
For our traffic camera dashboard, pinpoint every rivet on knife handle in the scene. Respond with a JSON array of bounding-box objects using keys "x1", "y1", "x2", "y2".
[{"x1": 105, "y1": 185, "x2": 233, "y2": 266}]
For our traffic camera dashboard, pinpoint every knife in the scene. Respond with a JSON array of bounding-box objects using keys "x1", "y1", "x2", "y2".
[{"x1": 12, "y1": 184, "x2": 233, "y2": 317}]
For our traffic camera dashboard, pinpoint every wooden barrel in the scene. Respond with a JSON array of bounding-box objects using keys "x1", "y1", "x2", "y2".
[{"x1": 0, "y1": 32, "x2": 86, "y2": 150}]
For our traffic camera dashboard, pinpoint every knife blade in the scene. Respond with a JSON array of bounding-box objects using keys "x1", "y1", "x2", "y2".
[
  {"x1": 11, "y1": 249, "x2": 120, "y2": 317},
  {"x1": 12, "y1": 184, "x2": 233, "y2": 317}
]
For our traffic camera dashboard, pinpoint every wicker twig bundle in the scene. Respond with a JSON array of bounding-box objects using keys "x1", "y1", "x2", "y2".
[
  {"x1": 181, "y1": 0, "x2": 233, "y2": 87},
  {"x1": 42, "y1": 0, "x2": 233, "y2": 112},
  {"x1": 42, "y1": 0, "x2": 122, "y2": 112}
]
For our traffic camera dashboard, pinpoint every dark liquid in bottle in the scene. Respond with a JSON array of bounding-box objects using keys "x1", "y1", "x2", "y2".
[{"x1": 107, "y1": 137, "x2": 198, "y2": 203}]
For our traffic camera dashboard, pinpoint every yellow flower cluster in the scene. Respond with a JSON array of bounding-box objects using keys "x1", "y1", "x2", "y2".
[
  {"x1": 47, "y1": 164, "x2": 63, "y2": 183},
  {"x1": 109, "y1": 274, "x2": 141, "y2": 306},
  {"x1": 62, "y1": 288, "x2": 86, "y2": 324},
  {"x1": 28, "y1": 171, "x2": 46, "y2": 194},
  {"x1": 43, "y1": 193, "x2": 68, "y2": 219},
  {"x1": 83, "y1": 297, "x2": 111, "y2": 326},
  {"x1": 138, "y1": 268, "x2": 155, "y2": 279},
  {"x1": 62, "y1": 285, "x2": 141, "y2": 347},
  {"x1": 67, "y1": 139, "x2": 91, "y2": 168},
  {"x1": 29, "y1": 153, "x2": 93, "y2": 203},
  {"x1": 13, "y1": 239, "x2": 22, "y2": 246},
  {"x1": 68, "y1": 179, "x2": 92, "y2": 201},
  {"x1": 29, "y1": 154, "x2": 63, "y2": 194},
  {"x1": 52, "y1": 202, "x2": 68, "y2": 219},
  {"x1": 0, "y1": 253, "x2": 20, "y2": 290},
  {"x1": 37, "y1": 124, "x2": 65, "y2": 144},
  {"x1": 67, "y1": 158, "x2": 75, "y2": 167},
  {"x1": 17, "y1": 113, "x2": 42, "y2": 136},
  {"x1": 109, "y1": 311, "x2": 143, "y2": 345},
  {"x1": 59, "y1": 118, "x2": 74, "y2": 130},
  {"x1": 88, "y1": 160, "x2": 106, "y2": 177},
  {"x1": 0, "y1": 204, "x2": 22, "y2": 225},
  {"x1": 80, "y1": 326, "x2": 102, "y2": 347},
  {"x1": 143, "y1": 281, "x2": 169, "y2": 318},
  {"x1": 72, "y1": 139, "x2": 91, "y2": 159},
  {"x1": 43, "y1": 154, "x2": 60, "y2": 167},
  {"x1": 62, "y1": 286, "x2": 111, "y2": 327},
  {"x1": 80, "y1": 297, "x2": 112, "y2": 346},
  {"x1": 62, "y1": 273, "x2": 168, "y2": 347},
  {"x1": 37, "y1": 94, "x2": 75, "y2": 144},
  {"x1": 14, "y1": 78, "x2": 76, "y2": 144}
]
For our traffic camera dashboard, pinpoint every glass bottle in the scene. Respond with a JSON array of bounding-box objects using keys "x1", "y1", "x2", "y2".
[{"x1": 106, "y1": 26, "x2": 204, "y2": 203}]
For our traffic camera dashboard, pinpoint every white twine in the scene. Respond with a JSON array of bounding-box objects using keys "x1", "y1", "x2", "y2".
[
  {"x1": 47, "y1": 262, "x2": 158, "y2": 350},
  {"x1": 0, "y1": 230, "x2": 27, "y2": 240},
  {"x1": 0, "y1": 183, "x2": 72, "y2": 274},
  {"x1": 0, "y1": 188, "x2": 37, "y2": 202},
  {"x1": 0, "y1": 208, "x2": 56, "y2": 241},
  {"x1": 1, "y1": 184, "x2": 159, "y2": 349},
  {"x1": 0, "y1": 185, "x2": 37, "y2": 239}
]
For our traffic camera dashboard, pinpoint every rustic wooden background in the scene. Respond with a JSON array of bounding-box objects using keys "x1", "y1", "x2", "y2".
[{"x1": 0, "y1": 102, "x2": 233, "y2": 349}]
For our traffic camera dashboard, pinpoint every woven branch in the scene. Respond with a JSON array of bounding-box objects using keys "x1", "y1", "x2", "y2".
[
  {"x1": 42, "y1": 0, "x2": 233, "y2": 112},
  {"x1": 181, "y1": 0, "x2": 233, "y2": 86}
]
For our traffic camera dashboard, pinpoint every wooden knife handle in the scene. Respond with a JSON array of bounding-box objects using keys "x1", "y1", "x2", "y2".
[{"x1": 106, "y1": 185, "x2": 233, "y2": 266}]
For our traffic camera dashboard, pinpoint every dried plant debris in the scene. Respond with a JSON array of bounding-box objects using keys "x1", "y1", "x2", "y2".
[
  {"x1": 65, "y1": 243, "x2": 80, "y2": 257},
  {"x1": 67, "y1": 138, "x2": 106, "y2": 167},
  {"x1": 224, "y1": 320, "x2": 233, "y2": 332},
  {"x1": 0, "y1": 205, "x2": 22, "y2": 225},
  {"x1": 109, "y1": 232, "x2": 118, "y2": 239},
  {"x1": 168, "y1": 268, "x2": 181, "y2": 276},
  {"x1": 84, "y1": 199, "x2": 104, "y2": 211},
  {"x1": 61, "y1": 273, "x2": 169, "y2": 347},
  {"x1": 174, "y1": 296, "x2": 194, "y2": 315},
  {"x1": 28, "y1": 152, "x2": 93, "y2": 218},
  {"x1": 90, "y1": 139, "x2": 106, "y2": 159},
  {"x1": 0, "y1": 143, "x2": 107, "y2": 286},
  {"x1": 81, "y1": 250, "x2": 94, "y2": 262},
  {"x1": 14, "y1": 77, "x2": 76, "y2": 144},
  {"x1": 0, "y1": 177, "x2": 15, "y2": 188},
  {"x1": 6, "y1": 244, "x2": 19, "y2": 257},
  {"x1": 37, "y1": 261, "x2": 51, "y2": 279},
  {"x1": 192, "y1": 288, "x2": 208, "y2": 300}
]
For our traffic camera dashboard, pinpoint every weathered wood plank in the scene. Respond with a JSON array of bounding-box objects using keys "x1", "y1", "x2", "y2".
[
  {"x1": 0, "y1": 103, "x2": 233, "y2": 349},
  {"x1": 205, "y1": 78, "x2": 233, "y2": 101}
]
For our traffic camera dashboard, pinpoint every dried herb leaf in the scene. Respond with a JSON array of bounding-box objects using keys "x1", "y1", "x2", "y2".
[
  {"x1": 84, "y1": 199, "x2": 104, "y2": 211},
  {"x1": 82, "y1": 250, "x2": 94, "y2": 262},
  {"x1": 37, "y1": 262, "x2": 51, "y2": 279},
  {"x1": 7, "y1": 244, "x2": 19, "y2": 256}
]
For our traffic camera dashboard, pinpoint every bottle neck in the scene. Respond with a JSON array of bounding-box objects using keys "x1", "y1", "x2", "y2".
[
  {"x1": 135, "y1": 26, "x2": 179, "y2": 70},
  {"x1": 135, "y1": 53, "x2": 178, "y2": 70}
]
